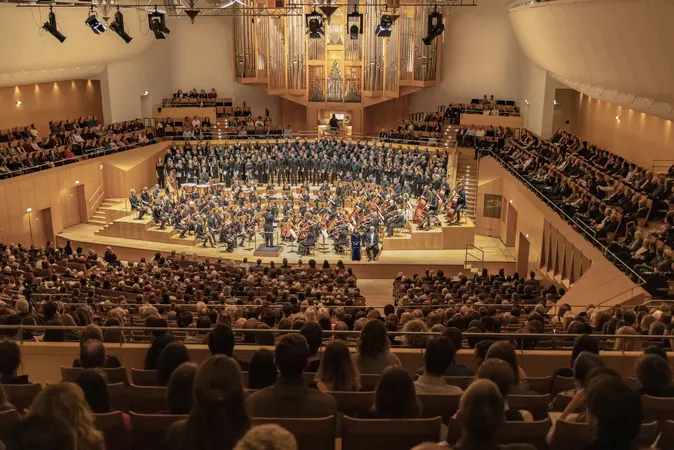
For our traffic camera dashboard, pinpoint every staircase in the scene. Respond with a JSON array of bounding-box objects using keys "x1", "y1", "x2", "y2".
[
  {"x1": 88, "y1": 199, "x2": 128, "y2": 229},
  {"x1": 456, "y1": 149, "x2": 479, "y2": 219}
]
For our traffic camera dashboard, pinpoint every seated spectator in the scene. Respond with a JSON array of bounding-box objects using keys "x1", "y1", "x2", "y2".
[
  {"x1": 552, "y1": 334, "x2": 599, "y2": 380},
  {"x1": 415, "y1": 337, "x2": 463, "y2": 395},
  {"x1": 478, "y1": 359, "x2": 533, "y2": 421},
  {"x1": 184, "y1": 315, "x2": 211, "y2": 344},
  {"x1": 234, "y1": 424, "x2": 297, "y2": 450},
  {"x1": 634, "y1": 353, "x2": 674, "y2": 397},
  {"x1": 438, "y1": 327, "x2": 475, "y2": 376},
  {"x1": 613, "y1": 326, "x2": 641, "y2": 351},
  {"x1": 360, "y1": 366, "x2": 420, "y2": 419},
  {"x1": 3, "y1": 415, "x2": 78, "y2": 450},
  {"x1": 0, "y1": 341, "x2": 29, "y2": 384},
  {"x1": 75, "y1": 369, "x2": 131, "y2": 432},
  {"x1": 144, "y1": 333, "x2": 174, "y2": 370},
  {"x1": 28, "y1": 383, "x2": 105, "y2": 450},
  {"x1": 300, "y1": 322, "x2": 323, "y2": 372},
  {"x1": 246, "y1": 334, "x2": 337, "y2": 418},
  {"x1": 352, "y1": 320, "x2": 401, "y2": 375},
  {"x1": 208, "y1": 324, "x2": 235, "y2": 357},
  {"x1": 167, "y1": 362, "x2": 197, "y2": 415},
  {"x1": 485, "y1": 341, "x2": 529, "y2": 394},
  {"x1": 166, "y1": 356, "x2": 250, "y2": 450},
  {"x1": 584, "y1": 375, "x2": 643, "y2": 450},
  {"x1": 474, "y1": 340, "x2": 495, "y2": 370},
  {"x1": 247, "y1": 349, "x2": 278, "y2": 390},
  {"x1": 315, "y1": 341, "x2": 361, "y2": 392},
  {"x1": 156, "y1": 342, "x2": 190, "y2": 386},
  {"x1": 74, "y1": 339, "x2": 122, "y2": 369}
]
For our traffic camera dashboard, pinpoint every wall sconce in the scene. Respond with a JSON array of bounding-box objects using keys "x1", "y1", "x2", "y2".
[
  {"x1": 143, "y1": 90, "x2": 149, "y2": 96},
  {"x1": 509, "y1": 200, "x2": 513, "y2": 204},
  {"x1": 615, "y1": 116, "x2": 621, "y2": 120},
  {"x1": 15, "y1": 101, "x2": 22, "y2": 106},
  {"x1": 26, "y1": 207, "x2": 32, "y2": 213},
  {"x1": 75, "y1": 180, "x2": 80, "y2": 185},
  {"x1": 524, "y1": 100, "x2": 529, "y2": 105}
]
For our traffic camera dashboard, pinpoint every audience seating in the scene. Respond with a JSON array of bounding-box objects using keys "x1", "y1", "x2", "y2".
[
  {"x1": 508, "y1": 394, "x2": 551, "y2": 421},
  {"x1": 108, "y1": 382, "x2": 128, "y2": 412},
  {"x1": 0, "y1": 409, "x2": 22, "y2": 439},
  {"x1": 495, "y1": 419, "x2": 551, "y2": 450},
  {"x1": 128, "y1": 412, "x2": 187, "y2": 450},
  {"x1": 252, "y1": 416, "x2": 336, "y2": 450},
  {"x1": 642, "y1": 395, "x2": 674, "y2": 430},
  {"x1": 658, "y1": 420, "x2": 674, "y2": 450},
  {"x1": 329, "y1": 392, "x2": 373, "y2": 417},
  {"x1": 61, "y1": 366, "x2": 129, "y2": 386},
  {"x1": 549, "y1": 419, "x2": 657, "y2": 450},
  {"x1": 550, "y1": 376, "x2": 575, "y2": 397},
  {"x1": 341, "y1": 416, "x2": 442, "y2": 450},
  {"x1": 417, "y1": 393, "x2": 461, "y2": 423},
  {"x1": 2, "y1": 383, "x2": 42, "y2": 413},
  {"x1": 94, "y1": 411, "x2": 132, "y2": 450},
  {"x1": 127, "y1": 385, "x2": 168, "y2": 414},
  {"x1": 131, "y1": 369, "x2": 158, "y2": 386}
]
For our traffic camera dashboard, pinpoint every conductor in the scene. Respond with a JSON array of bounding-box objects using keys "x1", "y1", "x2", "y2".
[{"x1": 263, "y1": 208, "x2": 275, "y2": 247}]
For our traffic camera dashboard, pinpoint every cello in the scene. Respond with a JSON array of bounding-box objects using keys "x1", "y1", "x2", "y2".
[
  {"x1": 445, "y1": 186, "x2": 460, "y2": 222},
  {"x1": 413, "y1": 193, "x2": 430, "y2": 225}
]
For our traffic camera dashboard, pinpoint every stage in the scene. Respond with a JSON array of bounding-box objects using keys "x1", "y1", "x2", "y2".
[{"x1": 56, "y1": 221, "x2": 516, "y2": 279}]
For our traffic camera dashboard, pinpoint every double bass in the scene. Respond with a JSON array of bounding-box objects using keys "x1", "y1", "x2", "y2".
[
  {"x1": 413, "y1": 193, "x2": 430, "y2": 225},
  {"x1": 445, "y1": 187, "x2": 459, "y2": 221}
]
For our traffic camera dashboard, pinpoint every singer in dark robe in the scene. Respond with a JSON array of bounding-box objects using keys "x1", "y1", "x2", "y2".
[{"x1": 351, "y1": 230, "x2": 362, "y2": 261}]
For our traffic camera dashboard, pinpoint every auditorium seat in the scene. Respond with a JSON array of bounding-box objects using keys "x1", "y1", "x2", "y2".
[
  {"x1": 549, "y1": 419, "x2": 657, "y2": 450},
  {"x1": 0, "y1": 409, "x2": 22, "y2": 439},
  {"x1": 128, "y1": 412, "x2": 187, "y2": 450},
  {"x1": 341, "y1": 416, "x2": 442, "y2": 450},
  {"x1": 642, "y1": 395, "x2": 674, "y2": 430},
  {"x1": 329, "y1": 391, "x2": 373, "y2": 417},
  {"x1": 3, "y1": 383, "x2": 42, "y2": 412},
  {"x1": 131, "y1": 369, "x2": 158, "y2": 386},
  {"x1": 658, "y1": 420, "x2": 674, "y2": 450},
  {"x1": 496, "y1": 419, "x2": 550, "y2": 450},
  {"x1": 417, "y1": 393, "x2": 461, "y2": 423},
  {"x1": 128, "y1": 385, "x2": 168, "y2": 414},
  {"x1": 508, "y1": 394, "x2": 551, "y2": 421},
  {"x1": 61, "y1": 366, "x2": 129, "y2": 386},
  {"x1": 94, "y1": 411, "x2": 132, "y2": 450},
  {"x1": 360, "y1": 374, "x2": 382, "y2": 391},
  {"x1": 550, "y1": 376, "x2": 575, "y2": 397},
  {"x1": 108, "y1": 382, "x2": 128, "y2": 412},
  {"x1": 523, "y1": 376, "x2": 552, "y2": 394},
  {"x1": 252, "y1": 416, "x2": 336, "y2": 450}
]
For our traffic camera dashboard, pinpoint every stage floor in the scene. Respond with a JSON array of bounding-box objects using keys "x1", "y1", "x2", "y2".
[{"x1": 57, "y1": 224, "x2": 516, "y2": 279}]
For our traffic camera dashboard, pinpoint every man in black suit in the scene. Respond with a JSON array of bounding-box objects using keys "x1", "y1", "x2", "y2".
[
  {"x1": 129, "y1": 189, "x2": 148, "y2": 220},
  {"x1": 453, "y1": 183, "x2": 466, "y2": 224},
  {"x1": 263, "y1": 208, "x2": 275, "y2": 247},
  {"x1": 246, "y1": 334, "x2": 337, "y2": 418},
  {"x1": 363, "y1": 225, "x2": 379, "y2": 261}
]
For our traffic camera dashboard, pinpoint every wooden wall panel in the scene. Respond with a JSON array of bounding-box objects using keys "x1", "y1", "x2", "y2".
[
  {"x1": 363, "y1": 96, "x2": 410, "y2": 137},
  {"x1": 0, "y1": 80, "x2": 104, "y2": 135}
]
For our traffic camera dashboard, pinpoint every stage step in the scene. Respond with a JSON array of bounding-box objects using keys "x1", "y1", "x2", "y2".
[{"x1": 88, "y1": 219, "x2": 107, "y2": 226}]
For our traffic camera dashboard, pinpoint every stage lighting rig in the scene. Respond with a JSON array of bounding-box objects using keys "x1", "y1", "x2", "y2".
[
  {"x1": 85, "y1": 7, "x2": 106, "y2": 35},
  {"x1": 422, "y1": 6, "x2": 445, "y2": 45},
  {"x1": 43, "y1": 7, "x2": 66, "y2": 43},
  {"x1": 305, "y1": 9, "x2": 324, "y2": 39},
  {"x1": 110, "y1": 8, "x2": 133, "y2": 43},
  {"x1": 375, "y1": 13, "x2": 393, "y2": 37},
  {"x1": 347, "y1": 6, "x2": 363, "y2": 40},
  {"x1": 148, "y1": 7, "x2": 170, "y2": 39}
]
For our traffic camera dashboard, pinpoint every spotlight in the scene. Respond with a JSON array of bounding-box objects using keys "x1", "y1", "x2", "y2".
[
  {"x1": 148, "y1": 8, "x2": 170, "y2": 39},
  {"x1": 375, "y1": 14, "x2": 393, "y2": 37},
  {"x1": 43, "y1": 8, "x2": 66, "y2": 43},
  {"x1": 422, "y1": 7, "x2": 444, "y2": 45},
  {"x1": 305, "y1": 9, "x2": 324, "y2": 39},
  {"x1": 347, "y1": 7, "x2": 363, "y2": 40},
  {"x1": 85, "y1": 7, "x2": 106, "y2": 34},
  {"x1": 110, "y1": 9, "x2": 133, "y2": 43}
]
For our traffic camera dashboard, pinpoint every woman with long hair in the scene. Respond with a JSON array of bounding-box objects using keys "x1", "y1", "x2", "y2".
[
  {"x1": 315, "y1": 341, "x2": 361, "y2": 392},
  {"x1": 167, "y1": 355, "x2": 250, "y2": 450},
  {"x1": 361, "y1": 366, "x2": 420, "y2": 419},
  {"x1": 28, "y1": 382, "x2": 104, "y2": 450},
  {"x1": 485, "y1": 341, "x2": 529, "y2": 394},
  {"x1": 352, "y1": 319, "x2": 401, "y2": 374}
]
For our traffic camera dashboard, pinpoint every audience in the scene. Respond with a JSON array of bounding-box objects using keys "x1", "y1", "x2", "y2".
[
  {"x1": 315, "y1": 341, "x2": 361, "y2": 392},
  {"x1": 234, "y1": 424, "x2": 297, "y2": 450},
  {"x1": 415, "y1": 337, "x2": 463, "y2": 394},
  {"x1": 156, "y1": 342, "x2": 190, "y2": 386},
  {"x1": 166, "y1": 362, "x2": 197, "y2": 414},
  {"x1": 247, "y1": 349, "x2": 278, "y2": 390},
  {"x1": 353, "y1": 320, "x2": 401, "y2": 374},
  {"x1": 362, "y1": 366, "x2": 420, "y2": 419}
]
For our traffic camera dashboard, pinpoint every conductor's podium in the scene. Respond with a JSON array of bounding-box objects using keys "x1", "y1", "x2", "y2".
[{"x1": 383, "y1": 218, "x2": 476, "y2": 250}]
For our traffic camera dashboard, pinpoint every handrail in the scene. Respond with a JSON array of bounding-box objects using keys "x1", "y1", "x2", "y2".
[
  {"x1": 484, "y1": 148, "x2": 647, "y2": 287},
  {"x1": 464, "y1": 243, "x2": 485, "y2": 271}
]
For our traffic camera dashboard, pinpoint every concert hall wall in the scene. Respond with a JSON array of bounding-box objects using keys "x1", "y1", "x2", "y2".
[
  {"x1": 0, "y1": 80, "x2": 104, "y2": 135},
  {"x1": 408, "y1": 0, "x2": 525, "y2": 114}
]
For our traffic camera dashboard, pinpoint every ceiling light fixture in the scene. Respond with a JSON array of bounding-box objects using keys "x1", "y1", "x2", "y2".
[
  {"x1": 110, "y1": 8, "x2": 133, "y2": 43},
  {"x1": 43, "y1": 7, "x2": 66, "y2": 43},
  {"x1": 85, "y1": 6, "x2": 107, "y2": 34}
]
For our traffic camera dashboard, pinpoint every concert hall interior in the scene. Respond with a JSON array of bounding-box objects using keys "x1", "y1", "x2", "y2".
[{"x1": 1, "y1": 0, "x2": 674, "y2": 448}]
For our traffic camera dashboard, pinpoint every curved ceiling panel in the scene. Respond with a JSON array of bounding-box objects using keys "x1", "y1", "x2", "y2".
[
  {"x1": 0, "y1": 5, "x2": 155, "y2": 78},
  {"x1": 508, "y1": 0, "x2": 674, "y2": 108}
]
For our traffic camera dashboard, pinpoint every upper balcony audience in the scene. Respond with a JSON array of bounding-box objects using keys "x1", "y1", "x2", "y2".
[{"x1": 172, "y1": 88, "x2": 218, "y2": 100}]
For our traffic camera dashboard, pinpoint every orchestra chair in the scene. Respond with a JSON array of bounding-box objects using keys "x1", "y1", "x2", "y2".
[
  {"x1": 129, "y1": 412, "x2": 187, "y2": 450},
  {"x1": 252, "y1": 416, "x2": 336, "y2": 450},
  {"x1": 341, "y1": 416, "x2": 442, "y2": 450},
  {"x1": 94, "y1": 411, "x2": 132, "y2": 450}
]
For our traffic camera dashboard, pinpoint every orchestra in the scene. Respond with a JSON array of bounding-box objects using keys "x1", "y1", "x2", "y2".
[{"x1": 133, "y1": 137, "x2": 459, "y2": 260}]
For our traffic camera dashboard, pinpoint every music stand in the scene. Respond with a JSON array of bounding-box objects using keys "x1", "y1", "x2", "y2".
[
  {"x1": 286, "y1": 228, "x2": 298, "y2": 254},
  {"x1": 243, "y1": 226, "x2": 255, "y2": 252}
]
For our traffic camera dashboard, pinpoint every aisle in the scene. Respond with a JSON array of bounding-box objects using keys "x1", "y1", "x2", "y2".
[{"x1": 358, "y1": 279, "x2": 395, "y2": 308}]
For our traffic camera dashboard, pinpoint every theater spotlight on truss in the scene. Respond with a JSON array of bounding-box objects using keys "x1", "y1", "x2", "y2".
[
  {"x1": 347, "y1": 6, "x2": 363, "y2": 40},
  {"x1": 110, "y1": 8, "x2": 132, "y2": 43},
  {"x1": 422, "y1": 6, "x2": 444, "y2": 45},
  {"x1": 375, "y1": 13, "x2": 393, "y2": 37},
  {"x1": 42, "y1": 7, "x2": 66, "y2": 43},
  {"x1": 148, "y1": 7, "x2": 170, "y2": 39},
  {"x1": 305, "y1": 9, "x2": 324, "y2": 39},
  {"x1": 85, "y1": 7, "x2": 106, "y2": 35}
]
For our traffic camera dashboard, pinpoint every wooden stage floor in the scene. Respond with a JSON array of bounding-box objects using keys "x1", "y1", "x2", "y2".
[{"x1": 57, "y1": 223, "x2": 516, "y2": 279}]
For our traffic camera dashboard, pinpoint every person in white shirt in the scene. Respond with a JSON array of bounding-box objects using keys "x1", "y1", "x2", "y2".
[
  {"x1": 414, "y1": 337, "x2": 464, "y2": 395},
  {"x1": 191, "y1": 116, "x2": 201, "y2": 128},
  {"x1": 238, "y1": 257, "x2": 250, "y2": 272},
  {"x1": 283, "y1": 125, "x2": 292, "y2": 137}
]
